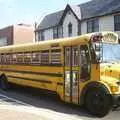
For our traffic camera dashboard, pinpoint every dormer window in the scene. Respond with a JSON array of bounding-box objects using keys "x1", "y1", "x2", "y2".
[{"x1": 68, "y1": 22, "x2": 72, "y2": 37}]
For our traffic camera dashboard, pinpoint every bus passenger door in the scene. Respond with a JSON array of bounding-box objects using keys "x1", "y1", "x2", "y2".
[
  {"x1": 80, "y1": 45, "x2": 91, "y2": 82},
  {"x1": 64, "y1": 46, "x2": 79, "y2": 104}
]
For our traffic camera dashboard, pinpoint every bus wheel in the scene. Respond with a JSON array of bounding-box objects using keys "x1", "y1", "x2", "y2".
[
  {"x1": 0, "y1": 75, "x2": 10, "y2": 90},
  {"x1": 85, "y1": 86, "x2": 112, "y2": 117}
]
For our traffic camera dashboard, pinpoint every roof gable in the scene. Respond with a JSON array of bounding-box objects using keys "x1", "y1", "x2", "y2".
[{"x1": 59, "y1": 4, "x2": 81, "y2": 24}]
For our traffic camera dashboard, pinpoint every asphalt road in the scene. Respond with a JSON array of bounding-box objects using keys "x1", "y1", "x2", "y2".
[{"x1": 0, "y1": 85, "x2": 120, "y2": 120}]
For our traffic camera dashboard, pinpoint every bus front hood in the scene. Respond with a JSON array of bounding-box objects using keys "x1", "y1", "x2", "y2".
[{"x1": 100, "y1": 63, "x2": 120, "y2": 84}]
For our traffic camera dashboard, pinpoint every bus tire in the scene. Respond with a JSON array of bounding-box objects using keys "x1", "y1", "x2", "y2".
[
  {"x1": 85, "y1": 86, "x2": 112, "y2": 117},
  {"x1": 0, "y1": 75, "x2": 10, "y2": 90}
]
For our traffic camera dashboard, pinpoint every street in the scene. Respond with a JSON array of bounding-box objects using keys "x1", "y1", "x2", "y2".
[{"x1": 0, "y1": 85, "x2": 120, "y2": 120}]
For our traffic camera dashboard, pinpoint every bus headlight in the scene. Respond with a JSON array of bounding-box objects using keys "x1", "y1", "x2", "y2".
[
  {"x1": 116, "y1": 82, "x2": 120, "y2": 85},
  {"x1": 110, "y1": 85, "x2": 119, "y2": 93}
]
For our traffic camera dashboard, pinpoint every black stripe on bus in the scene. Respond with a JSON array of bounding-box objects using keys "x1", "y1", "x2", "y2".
[
  {"x1": 57, "y1": 82, "x2": 63, "y2": 86},
  {"x1": 51, "y1": 49, "x2": 61, "y2": 52},
  {"x1": 41, "y1": 50, "x2": 49, "y2": 53},
  {"x1": 8, "y1": 75, "x2": 52, "y2": 84},
  {"x1": 0, "y1": 63, "x2": 62, "y2": 67},
  {"x1": 0, "y1": 69, "x2": 63, "y2": 77}
]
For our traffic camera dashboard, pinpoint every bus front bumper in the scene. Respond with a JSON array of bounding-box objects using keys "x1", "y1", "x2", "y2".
[{"x1": 112, "y1": 94, "x2": 120, "y2": 107}]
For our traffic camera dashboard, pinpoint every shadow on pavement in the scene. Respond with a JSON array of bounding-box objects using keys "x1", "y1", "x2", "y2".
[{"x1": 0, "y1": 84, "x2": 96, "y2": 119}]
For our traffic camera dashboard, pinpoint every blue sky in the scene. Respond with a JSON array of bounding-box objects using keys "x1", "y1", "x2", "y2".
[{"x1": 0, "y1": 0, "x2": 90, "y2": 28}]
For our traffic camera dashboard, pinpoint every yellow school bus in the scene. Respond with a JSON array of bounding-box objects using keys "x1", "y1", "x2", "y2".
[{"x1": 0, "y1": 32, "x2": 120, "y2": 117}]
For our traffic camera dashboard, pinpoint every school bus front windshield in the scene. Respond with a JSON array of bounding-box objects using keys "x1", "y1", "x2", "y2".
[
  {"x1": 102, "y1": 43, "x2": 120, "y2": 63},
  {"x1": 90, "y1": 32, "x2": 120, "y2": 63},
  {"x1": 92, "y1": 43, "x2": 120, "y2": 63}
]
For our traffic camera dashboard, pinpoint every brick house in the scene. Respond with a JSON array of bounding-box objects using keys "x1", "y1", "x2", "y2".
[
  {"x1": 0, "y1": 24, "x2": 35, "y2": 47},
  {"x1": 35, "y1": 0, "x2": 120, "y2": 41}
]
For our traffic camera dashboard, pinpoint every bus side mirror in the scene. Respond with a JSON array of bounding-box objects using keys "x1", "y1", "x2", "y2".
[
  {"x1": 94, "y1": 43, "x2": 102, "y2": 63},
  {"x1": 95, "y1": 43, "x2": 100, "y2": 51},
  {"x1": 96, "y1": 52, "x2": 101, "y2": 62}
]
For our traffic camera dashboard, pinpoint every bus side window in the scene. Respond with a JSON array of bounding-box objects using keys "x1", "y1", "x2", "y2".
[
  {"x1": 51, "y1": 49, "x2": 61, "y2": 65},
  {"x1": 5, "y1": 54, "x2": 11, "y2": 64},
  {"x1": 80, "y1": 45, "x2": 90, "y2": 81},
  {"x1": 17, "y1": 53, "x2": 24, "y2": 64},
  {"x1": 24, "y1": 52, "x2": 32, "y2": 64},
  {"x1": 41, "y1": 50, "x2": 49, "y2": 64},
  {"x1": 12, "y1": 54, "x2": 17, "y2": 64},
  {"x1": 1, "y1": 54, "x2": 5, "y2": 64},
  {"x1": 0, "y1": 54, "x2": 1, "y2": 63},
  {"x1": 72, "y1": 47, "x2": 79, "y2": 66},
  {"x1": 32, "y1": 52, "x2": 41, "y2": 64},
  {"x1": 65, "y1": 47, "x2": 71, "y2": 67}
]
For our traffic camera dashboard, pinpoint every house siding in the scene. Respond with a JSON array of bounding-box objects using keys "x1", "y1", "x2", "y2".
[
  {"x1": 63, "y1": 11, "x2": 78, "y2": 38},
  {"x1": 99, "y1": 15, "x2": 114, "y2": 32},
  {"x1": 81, "y1": 21, "x2": 87, "y2": 34},
  {"x1": 99, "y1": 15, "x2": 120, "y2": 38},
  {"x1": 81, "y1": 14, "x2": 120, "y2": 38}
]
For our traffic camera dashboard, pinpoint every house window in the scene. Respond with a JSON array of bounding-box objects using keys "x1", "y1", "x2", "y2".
[
  {"x1": 38, "y1": 32, "x2": 41, "y2": 41},
  {"x1": 87, "y1": 18, "x2": 99, "y2": 33},
  {"x1": 0, "y1": 37, "x2": 8, "y2": 47},
  {"x1": 68, "y1": 23, "x2": 72, "y2": 37},
  {"x1": 40, "y1": 30, "x2": 45, "y2": 41},
  {"x1": 53, "y1": 27, "x2": 58, "y2": 39},
  {"x1": 58, "y1": 27, "x2": 63, "y2": 38},
  {"x1": 114, "y1": 15, "x2": 120, "y2": 31},
  {"x1": 78, "y1": 23, "x2": 81, "y2": 35}
]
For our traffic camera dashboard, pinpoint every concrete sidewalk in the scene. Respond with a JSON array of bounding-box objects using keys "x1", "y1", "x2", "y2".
[
  {"x1": 0, "y1": 105, "x2": 81, "y2": 120},
  {"x1": 0, "y1": 105, "x2": 46, "y2": 120},
  {"x1": 0, "y1": 109, "x2": 41, "y2": 120}
]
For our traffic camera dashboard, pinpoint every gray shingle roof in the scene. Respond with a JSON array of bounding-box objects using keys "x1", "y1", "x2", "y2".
[
  {"x1": 37, "y1": 0, "x2": 120, "y2": 31},
  {"x1": 79, "y1": 0, "x2": 120, "y2": 20},
  {"x1": 36, "y1": 10, "x2": 64, "y2": 31},
  {"x1": 70, "y1": 5, "x2": 81, "y2": 20}
]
